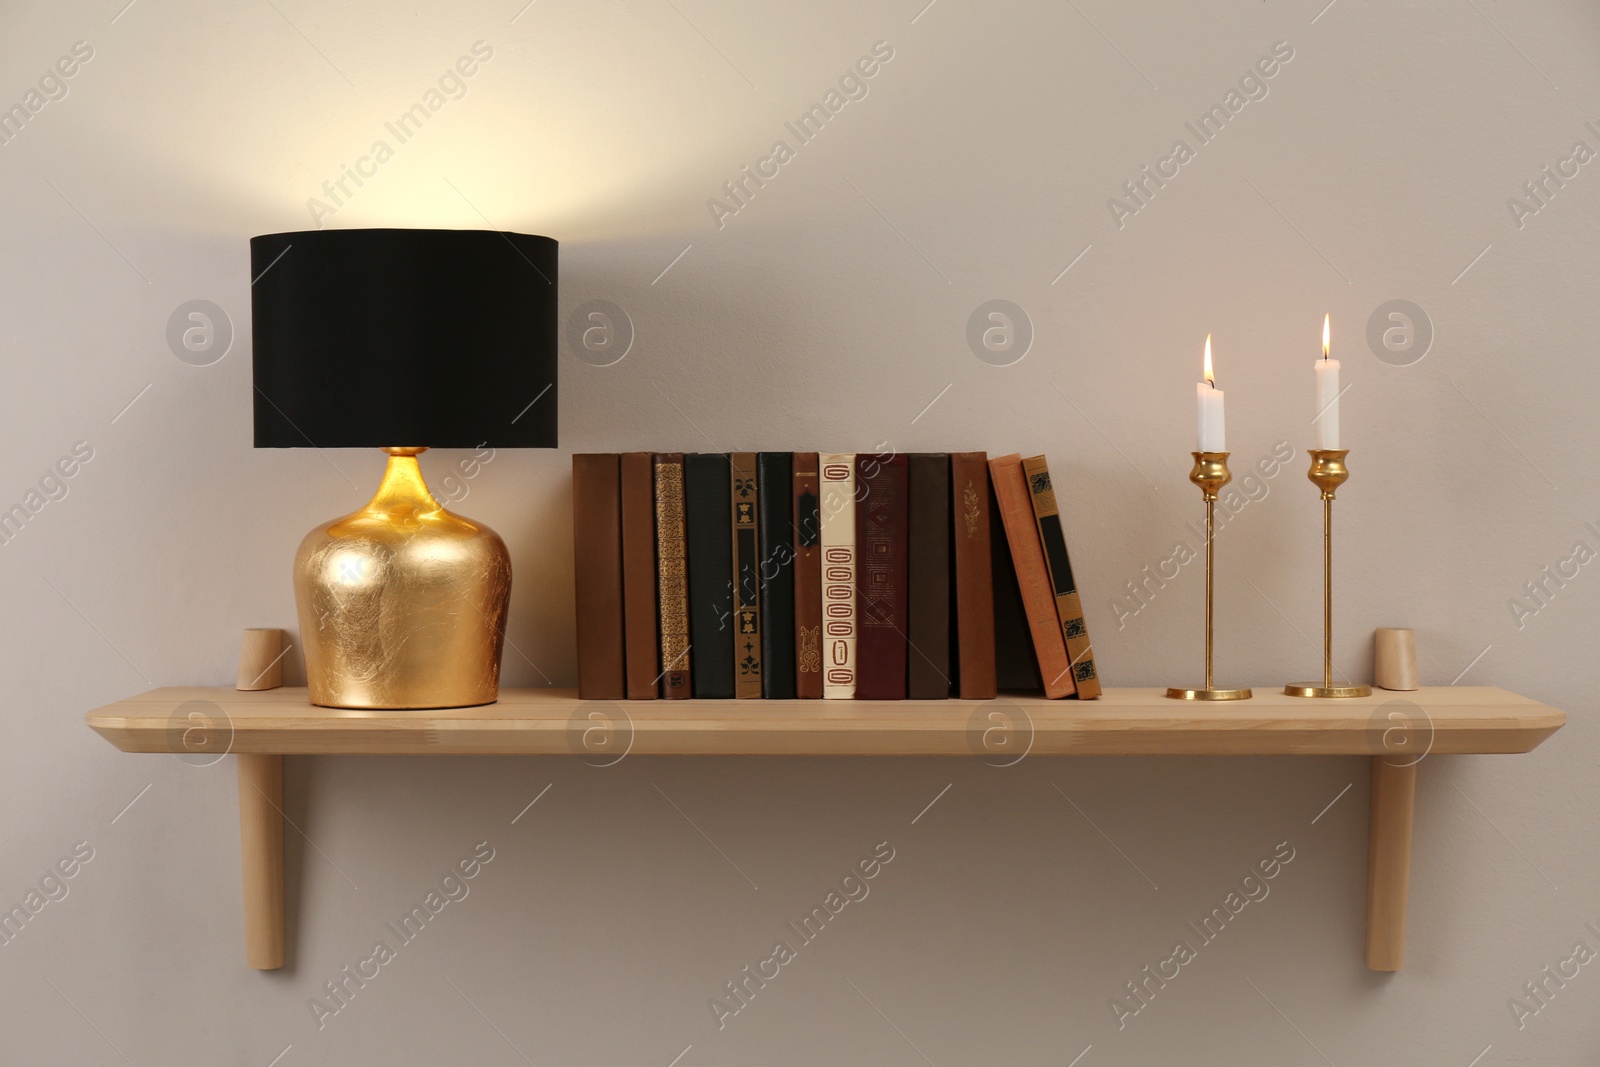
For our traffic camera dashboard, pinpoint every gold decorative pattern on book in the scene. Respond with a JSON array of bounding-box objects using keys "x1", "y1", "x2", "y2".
[
  {"x1": 731, "y1": 454, "x2": 762, "y2": 693},
  {"x1": 798, "y1": 625, "x2": 820, "y2": 673},
  {"x1": 963, "y1": 480, "x2": 981, "y2": 538}
]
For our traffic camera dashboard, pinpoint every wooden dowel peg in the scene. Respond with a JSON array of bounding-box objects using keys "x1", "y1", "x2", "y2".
[
  {"x1": 237, "y1": 754, "x2": 285, "y2": 970},
  {"x1": 1365, "y1": 757, "x2": 1416, "y2": 971},
  {"x1": 1374, "y1": 628, "x2": 1418, "y2": 691},
  {"x1": 237, "y1": 628, "x2": 286, "y2": 691}
]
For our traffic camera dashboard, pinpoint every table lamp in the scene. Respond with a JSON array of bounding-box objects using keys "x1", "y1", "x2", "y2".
[{"x1": 250, "y1": 228, "x2": 558, "y2": 709}]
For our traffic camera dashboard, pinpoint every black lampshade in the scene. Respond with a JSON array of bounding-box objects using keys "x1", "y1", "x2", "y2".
[{"x1": 250, "y1": 228, "x2": 558, "y2": 448}]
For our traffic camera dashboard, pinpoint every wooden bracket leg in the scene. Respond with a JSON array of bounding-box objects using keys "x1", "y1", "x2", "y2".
[
  {"x1": 237, "y1": 754, "x2": 285, "y2": 970},
  {"x1": 1365, "y1": 756, "x2": 1417, "y2": 972}
]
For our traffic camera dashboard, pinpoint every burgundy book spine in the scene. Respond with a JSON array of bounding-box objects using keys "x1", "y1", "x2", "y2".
[{"x1": 855, "y1": 452, "x2": 909, "y2": 700}]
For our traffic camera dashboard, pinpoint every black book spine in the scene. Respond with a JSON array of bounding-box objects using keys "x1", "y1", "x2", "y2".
[
  {"x1": 758, "y1": 452, "x2": 796, "y2": 699},
  {"x1": 990, "y1": 481, "x2": 1044, "y2": 692},
  {"x1": 684, "y1": 454, "x2": 735, "y2": 698}
]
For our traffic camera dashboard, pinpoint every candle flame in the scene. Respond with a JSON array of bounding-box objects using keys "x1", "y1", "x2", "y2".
[
  {"x1": 1204, "y1": 333, "x2": 1214, "y2": 386},
  {"x1": 1322, "y1": 314, "x2": 1330, "y2": 359}
]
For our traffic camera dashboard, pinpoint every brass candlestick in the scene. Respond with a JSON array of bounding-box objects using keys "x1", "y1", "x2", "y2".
[
  {"x1": 1167, "y1": 452, "x2": 1252, "y2": 701},
  {"x1": 1284, "y1": 449, "x2": 1371, "y2": 699}
]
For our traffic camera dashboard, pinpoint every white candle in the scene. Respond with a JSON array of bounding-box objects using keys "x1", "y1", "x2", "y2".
[
  {"x1": 1314, "y1": 314, "x2": 1340, "y2": 449},
  {"x1": 1197, "y1": 333, "x2": 1225, "y2": 452}
]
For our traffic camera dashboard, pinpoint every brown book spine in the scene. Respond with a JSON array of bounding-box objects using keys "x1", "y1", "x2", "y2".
[
  {"x1": 988, "y1": 454, "x2": 1075, "y2": 699},
  {"x1": 731, "y1": 452, "x2": 763, "y2": 698},
  {"x1": 907, "y1": 454, "x2": 951, "y2": 700},
  {"x1": 654, "y1": 454, "x2": 692, "y2": 698},
  {"x1": 1021, "y1": 456, "x2": 1101, "y2": 698},
  {"x1": 620, "y1": 453, "x2": 660, "y2": 699},
  {"x1": 573, "y1": 454, "x2": 626, "y2": 699},
  {"x1": 950, "y1": 452, "x2": 997, "y2": 699},
  {"x1": 792, "y1": 453, "x2": 823, "y2": 698}
]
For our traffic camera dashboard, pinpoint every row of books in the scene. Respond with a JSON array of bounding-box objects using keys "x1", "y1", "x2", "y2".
[{"x1": 572, "y1": 451, "x2": 1100, "y2": 700}]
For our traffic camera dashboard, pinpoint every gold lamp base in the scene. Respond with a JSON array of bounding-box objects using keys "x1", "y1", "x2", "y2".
[
  {"x1": 1166, "y1": 686, "x2": 1254, "y2": 701},
  {"x1": 293, "y1": 447, "x2": 511, "y2": 709},
  {"x1": 1284, "y1": 683, "x2": 1372, "y2": 699}
]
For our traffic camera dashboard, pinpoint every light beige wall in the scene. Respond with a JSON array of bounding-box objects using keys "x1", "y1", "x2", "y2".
[{"x1": 2, "y1": 0, "x2": 1596, "y2": 1062}]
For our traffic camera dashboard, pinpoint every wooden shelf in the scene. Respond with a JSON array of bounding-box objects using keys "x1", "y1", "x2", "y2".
[
  {"x1": 86, "y1": 685, "x2": 1561, "y2": 757},
  {"x1": 84, "y1": 685, "x2": 1563, "y2": 974}
]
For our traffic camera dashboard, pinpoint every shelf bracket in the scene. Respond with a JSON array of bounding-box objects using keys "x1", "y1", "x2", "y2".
[
  {"x1": 1365, "y1": 756, "x2": 1416, "y2": 971},
  {"x1": 237, "y1": 753, "x2": 285, "y2": 970}
]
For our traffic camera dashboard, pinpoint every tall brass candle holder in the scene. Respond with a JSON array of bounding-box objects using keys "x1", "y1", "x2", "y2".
[
  {"x1": 1284, "y1": 449, "x2": 1371, "y2": 699},
  {"x1": 1166, "y1": 452, "x2": 1253, "y2": 701}
]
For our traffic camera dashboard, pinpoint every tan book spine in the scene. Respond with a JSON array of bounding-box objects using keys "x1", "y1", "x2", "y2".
[
  {"x1": 819, "y1": 453, "x2": 857, "y2": 699},
  {"x1": 654, "y1": 454, "x2": 692, "y2": 698},
  {"x1": 988, "y1": 454, "x2": 1075, "y2": 699},
  {"x1": 1021, "y1": 455, "x2": 1100, "y2": 698}
]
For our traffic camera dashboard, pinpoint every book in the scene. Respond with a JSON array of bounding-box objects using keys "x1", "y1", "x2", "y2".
[
  {"x1": 653, "y1": 453, "x2": 692, "y2": 698},
  {"x1": 620, "y1": 453, "x2": 660, "y2": 700},
  {"x1": 819, "y1": 453, "x2": 857, "y2": 699},
  {"x1": 949, "y1": 452, "x2": 996, "y2": 699},
  {"x1": 731, "y1": 452, "x2": 763, "y2": 699},
  {"x1": 856, "y1": 452, "x2": 909, "y2": 700},
  {"x1": 906, "y1": 454, "x2": 951, "y2": 700},
  {"x1": 1022, "y1": 456, "x2": 1101, "y2": 698},
  {"x1": 758, "y1": 452, "x2": 796, "y2": 699},
  {"x1": 792, "y1": 453, "x2": 824, "y2": 699},
  {"x1": 572, "y1": 454, "x2": 626, "y2": 699},
  {"x1": 684, "y1": 453, "x2": 735, "y2": 698},
  {"x1": 989, "y1": 454, "x2": 1075, "y2": 698},
  {"x1": 989, "y1": 480, "x2": 1043, "y2": 693}
]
